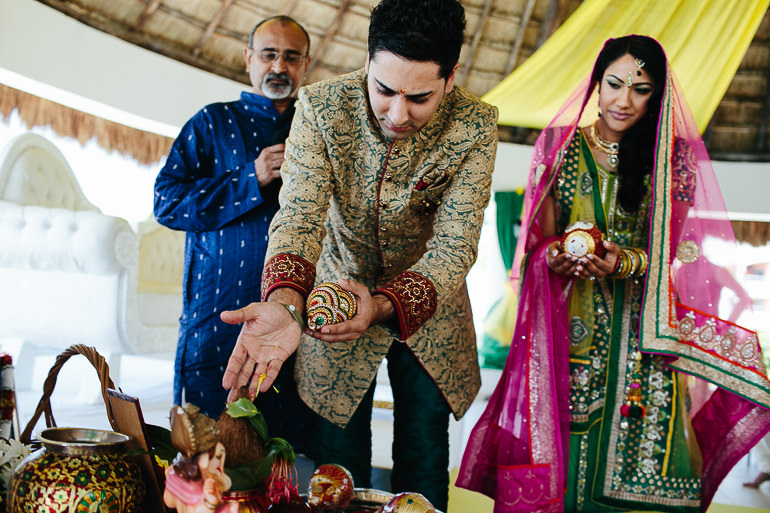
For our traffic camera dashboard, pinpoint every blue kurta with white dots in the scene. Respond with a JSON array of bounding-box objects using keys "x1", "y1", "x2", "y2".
[{"x1": 154, "y1": 91, "x2": 289, "y2": 418}]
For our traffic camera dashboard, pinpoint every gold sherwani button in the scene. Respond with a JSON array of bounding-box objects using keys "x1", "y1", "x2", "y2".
[
  {"x1": 380, "y1": 200, "x2": 388, "y2": 209},
  {"x1": 380, "y1": 226, "x2": 387, "y2": 232},
  {"x1": 393, "y1": 146, "x2": 400, "y2": 155},
  {"x1": 384, "y1": 173, "x2": 392, "y2": 181}
]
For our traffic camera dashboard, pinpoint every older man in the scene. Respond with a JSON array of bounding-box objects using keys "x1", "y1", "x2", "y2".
[
  {"x1": 154, "y1": 16, "x2": 311, "y2": 428},
  {"x1": 221, "y1": 1, "x2": 498, "y2": 509}
]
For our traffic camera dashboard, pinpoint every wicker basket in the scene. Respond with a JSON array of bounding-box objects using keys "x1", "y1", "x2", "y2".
[{"x1": 10, "y1": 345, "x2": 162, "y2": 513}]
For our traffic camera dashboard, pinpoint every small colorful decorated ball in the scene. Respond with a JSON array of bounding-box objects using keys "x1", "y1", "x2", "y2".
[
  {"x1": 378, "y1": 492, "x2": 436, "y2": 513},
  {"x1": 306, "y1": 282, "x2": 357, "y2": 331},
  {"x1": 307, "y1": 464, "x2": 355, "y2": 511},
  {"x1": 560, "y1": 221, "x2": 606, "y2": 258}
]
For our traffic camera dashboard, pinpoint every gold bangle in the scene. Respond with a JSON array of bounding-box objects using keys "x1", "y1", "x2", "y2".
[
  {"x1": 612, "y1": 248, "x2": 649, "y2": 278},
  {"x1": 635, "y1": 248, "x2": 648, "y2": 276},
  {"x1": 279, "y1": 302, "x2": 304, "y2": 330},
  {"x1": 613, "y1": 250, "x2": 629, "y2": 279},
  {"x1": 611, "y1": 252, "x2": 623, "y2": 278},
  {"x1": 626, "y1": 249, "x2": 639, "y2": 277},
  {"x1": 618, "y1": 250, "x2": 629, "y2": 278},
  {"x1": 621, "y1": 249, "x2": 636, "y2": 279}
]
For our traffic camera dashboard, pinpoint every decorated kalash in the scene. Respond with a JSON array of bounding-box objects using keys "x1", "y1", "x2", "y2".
[
  {"x1": 157, "y1": 283, "x2": 439, "y2": 513},
  {"x1": 305, "y1": 282, "x2": 357, "y2": 331},
  {"x1": 158, "y1": 399, "x2": 438, "y2": 513}
]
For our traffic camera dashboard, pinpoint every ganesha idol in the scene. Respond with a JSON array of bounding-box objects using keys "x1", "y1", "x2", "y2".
[{"x1": 163, "y1": 404, "x2": 237, "y2": 513}]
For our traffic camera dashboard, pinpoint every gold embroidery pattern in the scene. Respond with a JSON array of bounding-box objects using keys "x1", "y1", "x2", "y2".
[
  {"x1": 576, "y1": 434, "x2": 589, "y2": 511},
  {"x1": 374, "y1": 271, "x2": 437, "y2": 340},
  {"x1": 261, "y1": 253, "x2": 316, "y2": 301},
  {"x1": 675, "y1": 240, "x2": 699, "y2": 264},
  {"x1": 610, "y1": 356, "x2": 701, "y2": 505},
  {"x1": 601, "y1": 286, "x2": 701, "y2": 508},
  {"x1": 675, "y1": 310, "x2": 765, "y2": 374},
  {"x1": 495, "y1": 464, "x2": 560, "y2": 510},
  {"x1": 268, "y1": 69, "x2": 495, "y2": 426},
  {"x1": 672, "y1": 138, "x2": 697, "y2": 205}
]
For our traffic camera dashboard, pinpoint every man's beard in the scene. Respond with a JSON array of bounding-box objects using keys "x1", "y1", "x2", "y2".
[{"x1": 261, "y1": 72, "x2": 293, "y2": 100}]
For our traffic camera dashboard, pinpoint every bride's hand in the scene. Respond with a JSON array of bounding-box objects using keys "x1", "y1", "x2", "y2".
[
  {"x1": 580, "y1": 240, "x2": 621, "y2": 279},
  {"x1": 545, "y1": 240, "x2": 579, "y2": 276}
]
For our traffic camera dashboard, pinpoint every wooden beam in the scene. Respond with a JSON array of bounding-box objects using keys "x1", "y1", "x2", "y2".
[
  {"x1": 194, "y1": 0, "x2": 235, "y2": 56},
  {"x1": 536, "y1": 0, "x2": 568, "y2": 48},
  {"x1": 134, "y1": 0, "x2": 163, "y2": 31},
  {"x1": 306, "y1": 0, "x2": 353, "y2": 75},
  {"x1": 282, "y1": 0, "x2": 301, "y2": 16},
  {"x1": 35, "y1": 0, "x2": 250, "y2": 85},
  {"x1": 504, "y1": 0, "x2": 537, "y2": 76},
  {"x1": 456, "y1": 0, "x2": 494, "y2": 87},
  {"x1": 757, "y1": 70, "x2": 770, "y2": 152}
]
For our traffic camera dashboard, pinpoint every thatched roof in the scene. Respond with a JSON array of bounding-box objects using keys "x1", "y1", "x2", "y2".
[
  {"x1": 27, "y1": 0, "x2": 770, "y2": 161},
  {"x1": 33, "y1": 0, "x2": 582, "y2": 98}
]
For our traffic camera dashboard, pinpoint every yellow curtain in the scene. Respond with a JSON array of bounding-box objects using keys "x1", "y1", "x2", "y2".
[{"x1": 485, "y1": 0, "x2": 769, "y2": 132}]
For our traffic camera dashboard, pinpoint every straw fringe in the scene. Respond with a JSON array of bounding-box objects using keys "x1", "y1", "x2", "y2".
[
  {"x1": 2, "y1": 85, "x2": 768, "y2": 246},
  {"x1": 0, "y1": 83, "x2": 173, "y2": 166}
]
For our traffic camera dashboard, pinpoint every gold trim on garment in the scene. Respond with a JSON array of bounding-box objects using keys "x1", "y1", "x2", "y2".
[{"x1": 675, "y1": 240, "x2": 700, "y2": 264}]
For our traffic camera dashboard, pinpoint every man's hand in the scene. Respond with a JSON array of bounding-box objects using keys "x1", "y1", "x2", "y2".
[
  {"x1": 307, "y1": 279, "x2": 394, "y2": 342},
  {"x1": 254, "y1": 144, "x2": 285, "y2": 187},
  {"x1": 220, "y1": 294, "x2": 302, "y2": 401}
]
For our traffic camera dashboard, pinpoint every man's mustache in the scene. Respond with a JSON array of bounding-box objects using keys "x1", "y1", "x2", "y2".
[{"x1": 264, "y1": 72, "x2": 292, "y2": 85}]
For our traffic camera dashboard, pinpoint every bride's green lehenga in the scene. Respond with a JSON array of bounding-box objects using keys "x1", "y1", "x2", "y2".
[{"x1": 558, "y1": 131, "x2": 701, "y2": 512}]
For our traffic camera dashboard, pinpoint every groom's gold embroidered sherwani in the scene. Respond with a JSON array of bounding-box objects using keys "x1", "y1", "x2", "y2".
[{"x1": 261, "y1": 69, "x2": 499, "y2": 426}]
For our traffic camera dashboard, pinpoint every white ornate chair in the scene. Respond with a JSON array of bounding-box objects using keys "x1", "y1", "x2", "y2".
[{"x1": 0, "y1": 133, "x2": 183, "y2": 389}]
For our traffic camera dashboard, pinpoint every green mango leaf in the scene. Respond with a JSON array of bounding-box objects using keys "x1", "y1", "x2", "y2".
[
  {"x1": 224, "y1": 454, "x2": 276, "y2": 490},
  {"x1": 247, "y1": 415, "x2": 269, "y2": 443},
  {"x1": 225, "y1": 398, "x2": 259, "y2": 418},
  {"x1": 226, "y1": 398, "x2": 269, "y2": 442},
  {"x1": 225, "y1": 464, "x2": 260, "y2": 491},
  {"x1": 145, "y1": 423, "x2": 177, "y2": 462},
  {"x1": 265, "y1": 437, "x2": 295, "y2": 465}
]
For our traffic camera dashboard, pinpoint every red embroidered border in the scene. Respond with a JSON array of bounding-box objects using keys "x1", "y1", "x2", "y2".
[
  {"x1": 374, "y1": 270, "x2": 437, "y2": 340},
  {"x1": 0, "y1": 353, "x2": 14, "y2": 421},
  {"x1": 261, "y1": 253, "x2": 316, "y2": 301}
]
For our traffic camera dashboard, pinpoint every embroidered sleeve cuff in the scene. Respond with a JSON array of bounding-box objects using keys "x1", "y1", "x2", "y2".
[
  {"x1": 373, "y1": 270, "x2": 437, "y2": 340},
  {"x1": 261, "y1": 253, "x2": 317, "y2": 302}
]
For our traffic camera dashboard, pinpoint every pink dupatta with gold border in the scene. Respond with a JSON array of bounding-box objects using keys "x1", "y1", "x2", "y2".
[{"x1": 456, "y1": 37, "x2": 770, "y2": 512}]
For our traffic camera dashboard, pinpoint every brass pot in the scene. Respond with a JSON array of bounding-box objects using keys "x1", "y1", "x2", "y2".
[
  {"x1": 7, "y1": 427, "x2": 144, "y2": 513},
  {"x1": 221, "y1": 488, "x2": 268, "y2": 513}
]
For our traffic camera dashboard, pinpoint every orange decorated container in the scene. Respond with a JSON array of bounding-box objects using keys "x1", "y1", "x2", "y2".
[{"x1": 560, "y1": 221, "x2": 606, "y2": 259}]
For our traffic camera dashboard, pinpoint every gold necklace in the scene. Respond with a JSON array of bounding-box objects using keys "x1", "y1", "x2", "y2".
[{"x1": 589, "y1": 125, "x2": 619, "y2": 169}]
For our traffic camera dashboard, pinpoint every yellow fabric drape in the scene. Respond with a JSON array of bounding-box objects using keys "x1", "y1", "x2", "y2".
[{"x1": 485, "y1": 0, "x2": 769, "y2": 133}]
